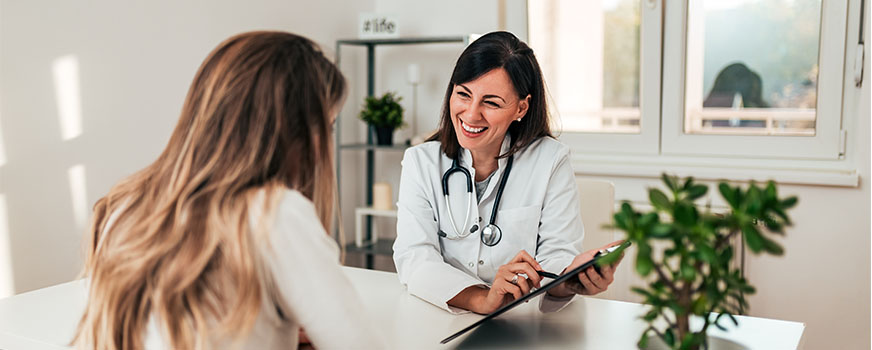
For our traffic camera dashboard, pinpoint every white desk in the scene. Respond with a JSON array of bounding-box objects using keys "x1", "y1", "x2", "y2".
[{"x1": 0, "y1": 267, "x2": 805, "y2": 349}]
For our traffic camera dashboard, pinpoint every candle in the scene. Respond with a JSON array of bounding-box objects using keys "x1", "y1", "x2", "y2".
[
  {"x1": 407, "y1": 63, "x2": 420, "y2": 85},
  {"x1": 373, "y1": 182, "x2": 393, "y2": 210}
]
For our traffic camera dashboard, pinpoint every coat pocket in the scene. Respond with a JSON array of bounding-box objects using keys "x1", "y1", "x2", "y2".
[{"x1": 492, "y1": 205, "x2": 541, "y2": 262}]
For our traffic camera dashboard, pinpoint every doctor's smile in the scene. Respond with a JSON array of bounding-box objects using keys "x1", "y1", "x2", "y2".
[{"x1": 459, "y1": 119, "x2": 487, "y2": 136}]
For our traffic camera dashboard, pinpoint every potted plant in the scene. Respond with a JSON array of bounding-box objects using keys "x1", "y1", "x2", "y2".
[
  {"x1": 599, "y1": 174, "x2": 797, "y2": 350},
  {"x1": 359, "y1": 92, "x2": 405, "y2": 145}
]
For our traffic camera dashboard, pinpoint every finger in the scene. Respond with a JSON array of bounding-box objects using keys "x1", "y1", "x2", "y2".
[
  {"x1": 586, "y1": 267, "x2": 608, "y2": 290},
  {"x1": 576, "y1": 269, "x2": 601, "y2": 295},
  {"x1": 511, "y1": 250, "x2": 543, "y2": 271},
  {"x1": 600, "y1": 264, "x2": 615, "y2": 284},
  {"x1": 500, "y1": 279, "x2": 523, "y2": 301},
  {"x1": 516, "y1": 275, "x2": 531, "y2": 295},
  {"x1": 507, "y1": 262, "x2": 542, "y2": 288}
]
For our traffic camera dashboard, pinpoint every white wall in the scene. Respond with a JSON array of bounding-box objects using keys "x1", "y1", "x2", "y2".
[{"x1": 0, "y1": 0, "x2": 374, "y2": 295}]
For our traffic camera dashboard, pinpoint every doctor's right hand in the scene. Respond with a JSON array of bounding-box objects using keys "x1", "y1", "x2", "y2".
[{"x1": 479, "y1": 250, "x2": 544, "y2": 314}]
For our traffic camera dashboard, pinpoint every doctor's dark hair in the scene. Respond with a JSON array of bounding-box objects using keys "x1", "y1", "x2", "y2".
[
  {"x1": 73, "y1": 31, "x2": 345, "y2": 350},
  {"x1": 429, "y1": 31, "x2": 552, "y2": 159}
]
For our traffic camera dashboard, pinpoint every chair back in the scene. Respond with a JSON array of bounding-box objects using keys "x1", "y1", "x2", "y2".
[{"x1": 575, "y1": 178, "x2": 641, "y2": 302}]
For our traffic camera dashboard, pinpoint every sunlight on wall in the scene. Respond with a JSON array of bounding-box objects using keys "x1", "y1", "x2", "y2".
[
  {"x1": 0, "y1": 194, "x2": 14, "y2": 298},
  {"x1": 68, "y1": 164, "x2": 87, "y2": 230},
  {"x1": 52, "y1": 55, "x2": 83, "y2": 141}
]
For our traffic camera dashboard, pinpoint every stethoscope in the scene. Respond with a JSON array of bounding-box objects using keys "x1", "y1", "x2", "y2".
[{"x1": 437, "y1": 154, "x2": 514, "y2": 246}]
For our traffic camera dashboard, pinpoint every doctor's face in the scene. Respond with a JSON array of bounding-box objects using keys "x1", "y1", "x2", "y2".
[{"x1": 449, "y1": 68, "x2": 529, "y2": 156}]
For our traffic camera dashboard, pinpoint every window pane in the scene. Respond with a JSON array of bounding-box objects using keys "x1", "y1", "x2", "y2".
[
  {"x1": 529, "y1": 0, "x2": 641, "y2": 133},
  {"x1": 685, "y1": 0, "x2": 821, "y2": 136}
]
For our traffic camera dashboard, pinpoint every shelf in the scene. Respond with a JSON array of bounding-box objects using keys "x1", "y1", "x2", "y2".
[
  {"x1": 337, "y1": 36, "x2": 468, "y2": 46},
  {"x1": 335, "y1": 35, "x2": 469, "y2": 269},
  {"x1": 339, "y1": 143, "x2": 409, "y2": 151},
  {"x1": 356, "y1": 207, "x2": 398, "y2": 217},
  {"x1": 345, "y1": 238, "x2": 395, "y2": 257},
  {"x1": 355, "y1": 207, "x2": 398, "y2": 248}
]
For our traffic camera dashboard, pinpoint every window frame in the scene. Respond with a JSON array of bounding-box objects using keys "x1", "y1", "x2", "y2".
[{"x1": 660, "y1": 0, "x2": 849, "y2": 160}]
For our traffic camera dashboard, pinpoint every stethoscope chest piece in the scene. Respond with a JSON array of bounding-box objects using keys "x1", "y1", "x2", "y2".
[{"x1": 480, "y1": 224, "x2": 502, "y2": 246}]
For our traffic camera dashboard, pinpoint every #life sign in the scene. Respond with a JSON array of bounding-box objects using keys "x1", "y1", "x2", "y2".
[{"x1": 359, "y1": 13, "x2": 399, "y2": 39}]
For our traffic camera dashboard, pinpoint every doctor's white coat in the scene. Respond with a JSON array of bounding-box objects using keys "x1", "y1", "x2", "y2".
[{"x1": 392, "y1": 136, "x2": 585, "y2": 313}]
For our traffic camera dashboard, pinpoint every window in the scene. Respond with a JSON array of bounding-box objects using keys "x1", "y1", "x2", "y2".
[
  {"x1": 529, "y1": 0, "x2": 642, "y2": 133},
  {"x1": 528, "y1": 0, "x2": 662, "y2": 154},
  {"x1": 685, "y1": 0, "x2": 821, "y2": 136},
  {"x1": 529, "y1": 0, "x2": 852, "y2": 161}
]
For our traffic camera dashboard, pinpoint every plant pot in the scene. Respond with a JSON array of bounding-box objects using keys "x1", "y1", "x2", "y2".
[
  {"x1": 374, "y1": 126, "x2": 395, "y2": 145},
  {"x1": 642, "y1": 334, "x2": 748, "y2": 350}
]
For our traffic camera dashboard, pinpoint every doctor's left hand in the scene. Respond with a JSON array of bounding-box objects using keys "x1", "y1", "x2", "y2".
[{"x1": 548, "y1": 240, "x2": 625, "y2": 298}]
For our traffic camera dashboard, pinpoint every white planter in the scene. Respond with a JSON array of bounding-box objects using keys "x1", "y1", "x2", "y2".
[{"x1": 642, "y1": 335, "x2": 748, "y2": 350}]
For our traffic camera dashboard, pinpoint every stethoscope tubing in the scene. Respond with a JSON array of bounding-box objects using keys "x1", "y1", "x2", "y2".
[{"x1": 439, "y1": 153, "x2": 514, "y2": 246}]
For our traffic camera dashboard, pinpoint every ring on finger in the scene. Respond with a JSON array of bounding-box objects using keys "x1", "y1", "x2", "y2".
[{"x1": 510, "y1": 274, "x2": 519, "y2": 285}]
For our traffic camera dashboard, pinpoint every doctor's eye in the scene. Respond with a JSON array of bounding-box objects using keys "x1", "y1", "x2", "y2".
[{"x1": 455, "y1": 91, "x2": 471, "y2": 99}]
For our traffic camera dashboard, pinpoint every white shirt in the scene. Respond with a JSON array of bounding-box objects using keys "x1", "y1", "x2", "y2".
[
  {"x1": 141, "y1": 189, "x2": 385, "y2": 349},
  {"x1": 392, "y1": 136, "x2": 585, "y2": 313}
]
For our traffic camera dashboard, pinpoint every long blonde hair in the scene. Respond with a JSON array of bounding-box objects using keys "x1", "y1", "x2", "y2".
[{"x1": 73, "y1": 31, "x2": 346, "y2": 350}]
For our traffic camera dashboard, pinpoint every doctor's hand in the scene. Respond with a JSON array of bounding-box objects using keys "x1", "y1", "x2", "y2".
[
  {"x1": 547, "y1": 240, "x2": 625, "y2": 298},
  {"x1": 479, "y1": 250, "x2": 544, "y2": 314}
]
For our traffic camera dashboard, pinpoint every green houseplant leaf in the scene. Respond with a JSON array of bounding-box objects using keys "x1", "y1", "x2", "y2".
[
  {"x1": 358, "y1": 92, "x2": 405, "y2": 129},
  {"x1": 616, "y1": 175, "x2": 795, "y2": 350}
]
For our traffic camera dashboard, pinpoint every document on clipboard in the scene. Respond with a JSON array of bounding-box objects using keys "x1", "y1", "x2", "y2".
[{"x1": 439, "y1": 241, "x2": 631, "y2": 345}]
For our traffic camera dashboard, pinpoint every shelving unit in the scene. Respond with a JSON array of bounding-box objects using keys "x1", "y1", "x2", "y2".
[{"x1": 334, "y1": 36, "x2": 469, "y2": 268}]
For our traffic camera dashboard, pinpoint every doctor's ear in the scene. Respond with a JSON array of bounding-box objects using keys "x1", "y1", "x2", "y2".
[{"x1": 516, "y1": 95, "x2": 531, "y2": 121}]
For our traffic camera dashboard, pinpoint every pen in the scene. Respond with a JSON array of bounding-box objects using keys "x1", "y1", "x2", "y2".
[{"x1": 536, "y1": 270, "x2": 560, "y2": 279}]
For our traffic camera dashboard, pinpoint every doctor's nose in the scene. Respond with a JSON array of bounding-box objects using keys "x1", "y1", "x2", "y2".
[{"x1": 460, "y1": 102, "x2": 484, "y2": 122}]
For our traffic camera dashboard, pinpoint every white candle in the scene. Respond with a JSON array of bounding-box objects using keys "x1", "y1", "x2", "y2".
[
  {"x1": 407, "y1": 63, "x2": 420, "y2": 85},
  {"x1": 373, "y1": 182, "x2": 393, "y2": 210}
]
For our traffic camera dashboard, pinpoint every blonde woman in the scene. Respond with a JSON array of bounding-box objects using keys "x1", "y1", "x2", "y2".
[{"x1": 73, "y1": 31, "x2": 384, "y2": 349}]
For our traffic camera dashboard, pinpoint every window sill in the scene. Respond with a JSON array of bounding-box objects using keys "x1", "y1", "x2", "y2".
[{"x1": 569, "y1": 153, "x2": 859, "y2": 188}]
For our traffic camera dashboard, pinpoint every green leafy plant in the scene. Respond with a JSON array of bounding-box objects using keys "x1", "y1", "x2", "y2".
[
  {"x1": 599, "y1": 174, "x2": 797, "y2": 350},
  {"x1": 358, "y1": 92, "x2": 405, "y2": 129}
]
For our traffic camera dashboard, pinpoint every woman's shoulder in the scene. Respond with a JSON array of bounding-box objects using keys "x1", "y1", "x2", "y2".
[
  {"x1": 248, "y1": 187, "x2": 322, "y2": 232},
  {"x1": 405, "y1": 140, "x2": 442, "y2": 154},
  {"x1": 252, "y1": 187, "x2": 338, "y2": 252},
  {"x1": 275, "y1": 188, "x2": 317, "y2": 216},
  {"x1": 249, "y1": 187, "x2": 313, "y2": 213},
  {"x1": 402, "y1": 140, "x2": 444, "y2": 166}
]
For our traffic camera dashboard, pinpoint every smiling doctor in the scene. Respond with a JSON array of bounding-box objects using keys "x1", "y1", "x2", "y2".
[{"x1": 393, "y1": 31, "x2": 624, "y2": 315}]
